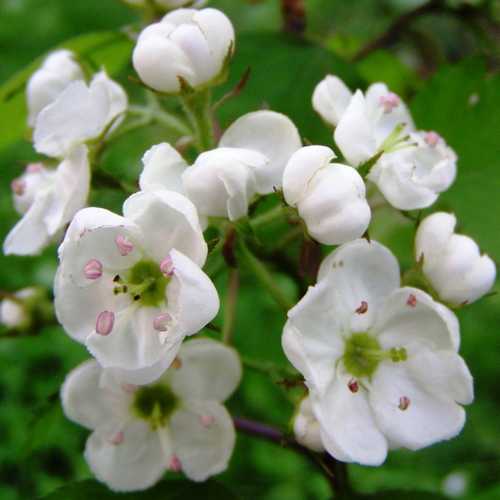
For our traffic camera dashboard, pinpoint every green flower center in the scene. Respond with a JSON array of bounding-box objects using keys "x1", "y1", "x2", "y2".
[
  {"x1": 132, "y1": 383, "x2": 178, "y2": 429},
  {"x1": 342, "y1": 332, "x2": 407, "y2": 378},
  {"x1": 114, "y1": 260, "x2": 169, "y2": 307}
]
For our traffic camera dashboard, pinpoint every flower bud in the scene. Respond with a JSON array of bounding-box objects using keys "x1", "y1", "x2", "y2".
[
  {"x1": 293, "y1": 396, "x2": 324, "y2": 452},
  {"x1": 132, "y1": 8, "x2": 235, "y2": 93},
  {"x1": 415, "y1": 212, "x2": 496, "y2": 305},
  {"x1": 27, "y1": 50, "x2": 84, "y2": 127},
  {"x1": 368, "y1": 131, "x2": 457, "y2": 210},
  {"x1": 283, "y1": 146, "x2": 371, "y2": 245},
  {"x1": 0, "y1": 288, "x2": 37, "y2": 328},
  {"x1": 312, "y1": 75, "x2": 352, "y2": 127}
]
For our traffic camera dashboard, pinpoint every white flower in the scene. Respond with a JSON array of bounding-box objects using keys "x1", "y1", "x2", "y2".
[
  {"x1": 54, "y1": 189, "x2": 218, "y2": 384},
  {"x1": 34, "y1": 71, "x2": 127, "y2": 158},
  {"x1": 132, "y1": 8, "x2": 234, "y2": 93},
  {"x1": 293, "y1": 396, "x2": 324, "y2": 452},
  {"x1": 3, "y1": 147, "x2": 90, "y2": 256},
  {"x1": 282, "y1": 238, "x2": 473, "y2": 466},
  {"x1": 415, "y1": 212, "x2": 496, "y2": 306},
  {"x1": 332, "y1": 82, "x2": 414, "y2": 167},
  {"x1": 61, "y1": 338, "x2": 241, "y2": 491},
  {"x1": 368, "y1": 131, "x2": 457, "y2": 210},
  {"x1": 27, "y1": 49, "x2": 84, "y2": 128},
  {"x1": 139, "y1": 111, "x2": 301, "y2": 221},
  {"x1": 0, "y1": 287, "x2": 37, "y2": 328},
  {"x1": 312, "y1": 75, "x2": 352, "y2": 127},
  {"x1": 282, "y1": 145, "x2": 370, "y2": 245}
]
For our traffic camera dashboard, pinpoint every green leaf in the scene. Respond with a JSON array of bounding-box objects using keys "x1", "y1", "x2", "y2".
[
  {"x1": 354, "y1": 490, "x2": 448, "y2": 499},
  {"x1": 40, "y1": 479, "x2": 238, "y2": 500},
  {"x1": 215, "y1": 32, "x2": 361, "y2": 145},
  {"x1": 0, "y1": 30, "x2": 133, "y2": 153}
]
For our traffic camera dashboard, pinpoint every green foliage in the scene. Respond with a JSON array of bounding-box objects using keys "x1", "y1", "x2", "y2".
[{"x1": 40, "y1": 479, "x2": 238, "y2": 499}]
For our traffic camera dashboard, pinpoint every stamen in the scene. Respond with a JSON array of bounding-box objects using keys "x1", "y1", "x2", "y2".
[
  {"x1": 379, "y1": 92, "x2": 400, "y2": 113},
  {"x1": 11, "y1": 178, "x2": 26, "y2": 196},
  {"x1": 115, "y1": 234, "x2": 134, "y2": 256},
  {"x1": 168, "y1": 454, "x2": 182, "y2": 472},
  {"x1": 113, "y1": 274, "x2": 121, "y2": 283},
  {"x1": 153, "y1": 313, "x2": 172, "y2": 332},
  {"x1": 200, "y1": 415, "x2": 215, "y2": 428},
  {"x1": 160, "y1": 255, "x2": 175, "y2": 277},
  {"x1": 96, "y1": 311, "x2": 115, "y2": 336},
  {"x1": 83, "y1": 259, "x2": 102, "y2": 280},
  {"x1": 407, "y1": 294, "x2": 417, "y2": 307},
  {"x1": 110, "y1": 431, "x2": 124, "y2": 445},
  {"x1": 389, "y1": 347, "x2": 407, "y2": 362},
  {"x1": 398, "y1": 396, "x2": 410, "y2": 411},
  {"x1": 348, "y1": 378, "x2": 359, "y2": 393},
  {"x1": 355, "y1": 301, "x2": 368, "y2": 314},
  {"x1": 26, "y1": 163, "x2": 43, "y2": 174},
  {"x1": 172, "y1": 357, "x2": 182, "y2": 370},
  {"x1": 424, "y1": 131, "x2": 440, "y2": 147}
]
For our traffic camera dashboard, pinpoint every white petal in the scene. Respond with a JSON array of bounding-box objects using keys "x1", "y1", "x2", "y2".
[
  {"x1": 312, "y1": 374, "x2": 388, "y2": 465},
  {"x1": 44, "y1": 145, "x2": 90, "y2": 235},
  {"x1": 139, "y1": 142, "x2": 188, "y2": 194},
  {"x1": 312, "y1": 75, "x2": 352, "y2": 127},
  {"x1": 3, "y1": 189, "x2": 53, "y2": 256},
  {"x1": 85, "y1": 420, "x2": 166, "y2": 492},
  {"x1": 34, "y1": 80, "x2": 109, "y2": 157},
  {"x1": 219, "y1": 110, "x2": 301, "y2": 193},
  {"x1": 293, "y1": 396, "x2": 324, "y2": 452},
  {"x1": 61, "y1": 359, "x2": 129, "y2": 430},
  {"x1": 317, "y1": 239, "x2": 400, "y2": 332},
  {"x1": 415, "y1": 212, "x2": 456, "y2": 262},
  {"x1": 282, "y1": 145, "x2": 336, "y2": 206},
  {"x1": 167, "y1": 249, "x2": 219, "y2": 336},
  {"x1": 193, "y1": 8, "x2": 235, "y2": 68},
  {"x1": 374, "y1": 287, "x2": 459, "y2": 353},
  {"x1": 334, "y1": 90, "x2": 377, "y2": 166},
  {"x1": 369, "y1": 362, "x2": 466, "y2": 451},
  {"x1": 171, "y1": 400, "x2": 235, "y2": 481},
  {"x1": 167, "y1": 338, "x2": 241, "y2": 402},
  {"x1": 283, "y1": 280, "x2": 345, "y2": 394},
  {"x1": 86, "y1": 305, "x2": 183, "y2": 372},
  {"x1": 123, "y1": 190, "x2": 207, "y2": 267},
  {"x1": 90, "y1": 71, "x2": 128, "y2": 128}
]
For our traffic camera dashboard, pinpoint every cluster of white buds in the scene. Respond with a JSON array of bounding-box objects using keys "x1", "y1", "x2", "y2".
[{"x1": 2, "y1": 1, "x2": 496, "y2": 494}]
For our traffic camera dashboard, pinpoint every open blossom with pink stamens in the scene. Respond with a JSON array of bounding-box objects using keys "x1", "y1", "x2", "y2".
[
  {"x1": 54, "y1": 189, "x2": 219, "y2": 384},
  {"x1": 61, "y1": 339, "x2": 241, "y2": 492}
]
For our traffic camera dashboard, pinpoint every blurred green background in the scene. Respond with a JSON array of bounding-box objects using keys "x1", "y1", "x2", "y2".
[{"x1": 0, "y1": 0, "x2": 499, "y2": 499}]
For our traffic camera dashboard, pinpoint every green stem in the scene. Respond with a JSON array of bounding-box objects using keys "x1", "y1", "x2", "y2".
[
  {"x1": 222, "y1": 269, "x2": 240, "y2": 344},
  {"x1": 238, "y1": 240, "x2": 294, "y2": 312},
  {"x1": 250, "y1": 205, "x2": 288, "y2": 229},
  {"x1": 180, "y1": 89, "x2": 215, "y2": 152},
  {"x1": 128, "y1": 105, "x2": 192, "y2": 137}
]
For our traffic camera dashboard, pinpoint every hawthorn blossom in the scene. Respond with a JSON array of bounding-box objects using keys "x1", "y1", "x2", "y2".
[
  {"x1": 133, "y1": 8, "x2": 235, "y2": 93},
  {"x1": 34, "y1": 71, "x2": 127, "y2": 158},
  {"x1": 282, "y1": 145, "x2": 370, "y2": 245},
  {"x1": 313, "y1": 76, "x2": 414, "y2": 167},
  {"x1": 61, "y1": 339, "x2": 241, "y2": 491},
  {"x1": 283, "y1": 239, "x2": 473, "y2": 465},
  {"x1": 139, "y1": 111, "x2": 301, "y2": 220},
  {"x1": 54, "y1": 189, "x2": 218, "y2": 383},
  {"x1": 415, "y1": 212, "x2": 496, "y2": 306},
  {"x1": 3, "y1": 147, "x2": 90, "y2": 256},
  {"x1": 368, "y1": 131, "x2": 457, "y2": 210},
  {"x1": 27, "y1": 49, "x2": 84, "y2": 127}
]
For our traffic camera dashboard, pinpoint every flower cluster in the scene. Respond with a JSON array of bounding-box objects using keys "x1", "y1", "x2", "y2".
[{"x1": 2, "y1": 2, "x2": 496, "y2": 494}]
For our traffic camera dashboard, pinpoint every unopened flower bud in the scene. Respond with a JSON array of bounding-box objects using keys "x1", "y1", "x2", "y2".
[
  {"x1": 415, "y1": 212, "x2": 496, "y2": 305},
  {"x1": 132, "y1": 8, "x2": 235, "y2": 94},
  {"x1": 293, "y1": 396, "x2": 324, "y2": 452},
  {"x1": 283, "y1": 146, "x2": 371, "y2": 245}
]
